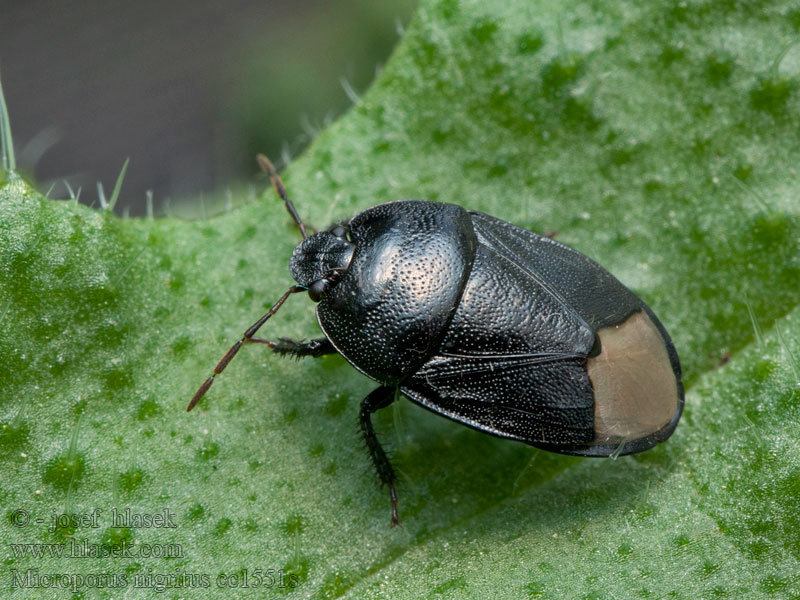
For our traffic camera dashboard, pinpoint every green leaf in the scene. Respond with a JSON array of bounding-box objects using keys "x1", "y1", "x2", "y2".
[{"x1": 2, "y1": 0, "x2": 800, "y2": 598}]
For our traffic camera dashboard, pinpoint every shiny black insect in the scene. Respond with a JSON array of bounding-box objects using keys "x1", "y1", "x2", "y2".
[{"x1": 188, "y1": 155, "x2": 684, "y2": 526}]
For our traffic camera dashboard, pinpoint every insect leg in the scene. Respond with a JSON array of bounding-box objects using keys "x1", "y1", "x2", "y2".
[
  {"x1": 359, "y1": 386, "x2": 400, "y2": 527},
  {"x1": 256, "y1": 154, "x2": 309, "y2": 239},
  {"x1": 187, "y1": 285, "x2": 305, "y2": 412},
  {"x1": 247, "y1": 337, "x2": 337, "y2": 359}
]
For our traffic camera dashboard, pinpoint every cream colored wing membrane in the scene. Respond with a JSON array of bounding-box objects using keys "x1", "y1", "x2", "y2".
[{"x1": 588, "y1": 310, "x2": 680, "y2": 444}]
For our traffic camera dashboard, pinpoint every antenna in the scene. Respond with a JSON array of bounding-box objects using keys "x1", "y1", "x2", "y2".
[
  {"x1": 257, "y1": 154, "x2": 309, "y2": 239},
  {"x1": 187, "y1": 285, "x2": 304, "y2": 411}
]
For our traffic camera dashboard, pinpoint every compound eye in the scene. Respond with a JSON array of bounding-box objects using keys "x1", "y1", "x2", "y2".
[
  {"x1": 330, "y1": 225, "x2": 347, "y2": 238},
  {"x1": 308, "y1": 279, "x2": 328, "y2": 302}
]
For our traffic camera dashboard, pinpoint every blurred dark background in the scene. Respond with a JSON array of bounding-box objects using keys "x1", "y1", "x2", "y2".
[{"x1": 0, "y1": 0, "x2": 416, "y2": 215}]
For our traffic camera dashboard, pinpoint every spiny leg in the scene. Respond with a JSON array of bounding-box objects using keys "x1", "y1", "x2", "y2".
[
  {"x1": 256, "y1": 154, "x2": 309, "y2": 239},
  {"x1": 360, "y1": 386, "x2": 400, "y2": 526},
  {"x1": 187, "y1": 285, "x2": 305, "y2": 412},
  {"x1": 247, "y1": 336, "x2": 337, "y2": 359}
]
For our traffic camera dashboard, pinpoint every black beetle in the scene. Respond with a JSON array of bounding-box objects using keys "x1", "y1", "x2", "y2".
[{"x1": 188, "y1": 155, "x2": 684, "y2": 526}]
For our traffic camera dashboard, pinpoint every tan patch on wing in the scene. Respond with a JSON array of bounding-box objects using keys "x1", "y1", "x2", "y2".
[{"x1": 587, "y1": 310, "x2": 679, "y2": 443}]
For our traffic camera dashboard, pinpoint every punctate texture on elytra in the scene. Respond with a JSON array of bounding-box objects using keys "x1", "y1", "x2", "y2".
[{"x1": 312, "y1": 201, "x2": 683, "y2": 457}]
